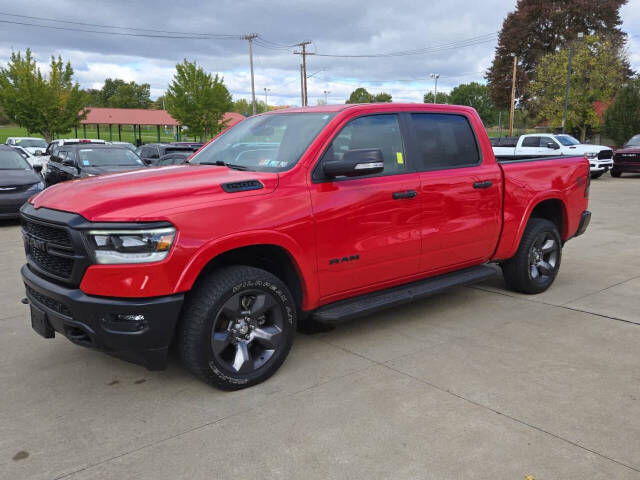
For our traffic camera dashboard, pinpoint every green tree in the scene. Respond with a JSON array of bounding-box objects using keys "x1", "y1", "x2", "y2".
[
  {"x1": 346, "y1": 87, "x2": 373, "y2": 103},
  {"x1": 448, "y1": 82, "x2": 498, "y2": 126},
  {"x1": 153, "y1": 95, "x2": 167, "y2": 110},
  {"x1": 486, "y1": 0, "x2": 629, "y2": 109},
  {"x1": 373, "y1": 92, "x2": 392, "y2": 103},
  {"x1": 166, "y1": 59, "x2": 232, "y2": 138},
  {"x1": 603, "y1": 77, "x2": 640, "y2": 147},
  {"x1": 529, "y1": 35, "x2": 625, "y2": 142},
  {"x1": 232, "y1": 98, "x2": 269, "y2": 116},
  {"x1": 0, "y1": 49, "x2": 87, "y2": 142},
  {"x1": 108, "y1": 81, "x2": 151, "y2": 108},
  {"x1": 423, "y1": 91, "x2": 450, "y2": 104}
]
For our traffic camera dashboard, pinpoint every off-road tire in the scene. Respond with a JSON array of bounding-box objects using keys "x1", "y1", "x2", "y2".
[
  {"x1": 178, "y1": 266, "x2": 296, "y2": 390},
  {"x1": 502, "y1": 218, "x2": 562, "y2": 294}
]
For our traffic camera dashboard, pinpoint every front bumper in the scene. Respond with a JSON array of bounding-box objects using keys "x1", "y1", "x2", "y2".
[
  {"x1": 0, "y1": 191, "x2": 35, "y2": 218},
  {"x1": 588, "y1": 159, "x2": 613, "y2": 172},
  {"x1": 22, "y1": 265, "x2": 184, "y2": 370}
]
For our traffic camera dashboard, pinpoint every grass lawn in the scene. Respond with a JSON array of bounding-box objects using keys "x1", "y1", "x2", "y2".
[{"x1": 0, "y1": 125, "x2": 206, "y2": 145}]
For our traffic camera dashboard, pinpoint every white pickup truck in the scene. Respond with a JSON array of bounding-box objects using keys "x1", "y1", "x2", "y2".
[{"x1": 492, "y1": 134, "x2": 613, "y2": 178}]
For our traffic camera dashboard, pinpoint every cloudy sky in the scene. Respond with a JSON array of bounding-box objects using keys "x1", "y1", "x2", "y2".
[{"x1": 1, "y1": 0, "x2": 639, "y2": 106}]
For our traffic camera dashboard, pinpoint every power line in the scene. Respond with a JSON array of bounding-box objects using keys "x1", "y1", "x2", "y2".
[
  {"x1": 0, "y1": 18, "x2": 241, "y2": 39},
  {"x1": 0, "y1": 12, "x2": 240, "y2": 38},
  {"x1": 311, "y1": 33, "x2": 498, "y2": 58}
]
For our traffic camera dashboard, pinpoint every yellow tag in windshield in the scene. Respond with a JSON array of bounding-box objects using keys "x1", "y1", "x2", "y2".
[{"x1": 396, "y1": 152, "x2": 404, "y2": 165}]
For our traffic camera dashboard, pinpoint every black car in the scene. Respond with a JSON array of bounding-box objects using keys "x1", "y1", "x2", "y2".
[
  {"x1": 156, "y1": 152, "x2": 192, "y2": 166},
  {"x1": 44, "y1": 144, "x2": 146, "y2": 186},
  {"x1": 0, "y1": 145, "x2": 44, "y2": 219},
  {"x1": 136, "y1": 143, "x2": 197, "y2": 165}
]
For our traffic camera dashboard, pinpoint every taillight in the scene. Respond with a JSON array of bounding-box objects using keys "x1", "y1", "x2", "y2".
[{"x1": 584, "y1": 164, "x2": 590, "y2": 198}]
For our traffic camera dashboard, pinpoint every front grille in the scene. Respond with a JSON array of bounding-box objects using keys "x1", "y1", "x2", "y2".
[
  {"x1": 26, "y1": 285, "x2": 72, "y2": 317},
  {"x1": 29, "y1": 247, "x2": 74, "y2": 278},
  {"x1": 22, "y1": 219, "x2": 72, "y2": 248},
  {"x1": 0, "y1": 183, "x2": 36, "y2": 194},
  {"x1": 598, "y1": 150, "x2": 613, "y2": 160},
  {"x1": 616, "y1": 152, "x2": 640, "y2": 162}
]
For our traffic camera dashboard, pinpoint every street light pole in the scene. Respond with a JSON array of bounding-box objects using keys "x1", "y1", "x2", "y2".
[
  {"x1": 430, "y1": 73, "x2": 440, "y2": 104},
  {"x1": 264, "y1": 87, "x2": 271, "y2": 109},
  {"x1": 562, "y1": 32, "x2": 584, "y2": 134}
]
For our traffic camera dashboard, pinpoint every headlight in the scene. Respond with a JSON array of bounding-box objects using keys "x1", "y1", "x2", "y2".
[
  {"x1": 86, "y1": 227, "x2": 176, "y2": 264},
  {"x1": 585, "y1": 152, "x2": 598, "y2": 158},
  {"x1": 27, "y1": 182, "x2": 45, "y2": 192}
]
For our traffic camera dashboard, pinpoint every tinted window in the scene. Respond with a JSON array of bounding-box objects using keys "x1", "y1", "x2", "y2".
[
  {"x1": 522, "y1": 136, "x2": 541, "y2": 148},
  {"x1": 0, "y1": 149, "x2": 31, "y2": 169},
  {"x1": 77, "y1": 148, "x2": 144, "y2": 167},
  {"x1": 410, "y1": 114, "x2": 479, "y2": 170},
  {"x1": 319, "y1": 114, "x2": 406, "y2": 177}
]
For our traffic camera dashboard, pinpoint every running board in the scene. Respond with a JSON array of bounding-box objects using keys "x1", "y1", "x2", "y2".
[{"x1": 311, "y1": 265, "x2": 497, "y2": 324}]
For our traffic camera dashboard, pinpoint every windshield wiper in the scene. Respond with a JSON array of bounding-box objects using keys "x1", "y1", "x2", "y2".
[{"x1": 199, "y1": 160, "x2": 254, "y2": 171}]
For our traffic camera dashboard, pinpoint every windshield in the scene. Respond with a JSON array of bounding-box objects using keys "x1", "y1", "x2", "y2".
[
  {"x1": 78, "y1": 148, "x2": 144, "y2": 167},
  {"x1": 554, "y1": 135, "x2": 581, "y2": 146},
  {"x1": 15, "y1": 138, "x2": 47, "y2": 149},
  {"x1": 0, "y1": 149, "x2": 31, "y2": 169},
  {"x1": 625, "y1": 135, "x2": 640, "y2": 147},
  {"x1": 190, "y1": 113, "x2": 335, "y2": 171}
]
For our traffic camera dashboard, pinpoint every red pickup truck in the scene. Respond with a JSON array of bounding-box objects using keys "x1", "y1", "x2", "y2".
[{"x1": 20, "y1": 103, "x2": 591, "y2": 389}]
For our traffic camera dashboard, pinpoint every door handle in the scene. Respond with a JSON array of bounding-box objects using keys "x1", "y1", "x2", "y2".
[
  {"x1": 473, "y1": 180, "x2": 493, "y2": 189},
  {"x1": 392, "y1": 190, "x2": 417, "y2": 200}
]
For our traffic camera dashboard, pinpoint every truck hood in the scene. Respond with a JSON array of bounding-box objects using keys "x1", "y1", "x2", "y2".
[
  {"x1": 0, "y1": 169, "x2": 42, "y2": 187},
  {"x1": 615, "y1": 147, "x2": 640, "y2": 154},
  {"x1": 80, "y1": 165, "x2": 144, "y2": 176},
  {"x1": 31, "y1": 164, "x2": 279, "y2": 222},
  {"x1": 563, "y1": 144, "x2": 611, "y2": 154}
]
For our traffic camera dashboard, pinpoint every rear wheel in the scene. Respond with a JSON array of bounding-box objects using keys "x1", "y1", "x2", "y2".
[
  {"x1": 178, "y1": 266, "x2": 296, "y2": 390},
  {"x1": 502, "y1": 218, "x2": 562, "y2": 294},
  {"x1": 590, "y1": 171, "x2": 604, "y2": 179},
  {"x1": 610, "y1": 169, "x2": 622, "y2": 178}
]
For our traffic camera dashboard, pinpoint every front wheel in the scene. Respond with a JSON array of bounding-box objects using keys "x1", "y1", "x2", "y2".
[
  {"x1": 502, "y1": 218, "x2": 562, "y2": 294},
  {"x1": 610, "y1": 169, "x2": 622, "y2": 178},
  {"x1": 178, "y1": 266, "x2": 296, "y2": 390},
  {"x1": 590, "y1": 171, "x2": 604, "y2": 179}
]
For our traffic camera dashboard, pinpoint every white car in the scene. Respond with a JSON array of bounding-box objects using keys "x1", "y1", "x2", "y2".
[
  {"x1": 9, "y1": 145, "x2": 46, "y2": 169},
  {"x1": 5, "y1": 137, "x2": 48, "y2": 156},
  {"x1": 492, "y1": 134, "x2": 613, "y2": 178}
]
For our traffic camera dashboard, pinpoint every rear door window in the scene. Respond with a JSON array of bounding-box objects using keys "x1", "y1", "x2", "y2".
[
  {"x1": 409, "y1": 113, "x2": 480, "y2": 170},
  {"x1": 521, "y1": 136, "x2": 542, "y2": 148}
]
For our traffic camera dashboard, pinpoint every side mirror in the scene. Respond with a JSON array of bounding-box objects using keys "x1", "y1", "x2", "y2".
[
  {"x1": 62, "y1": 158, "x2": 75, "y2": 167},
  {"x1": 34, "y1": 150, "x2": 42, "y2": 156},
  {"x1": 546, "y1": 142, "x2": 558, "y2": 150},
  {"x1": 323, "y1": 149, "x2": 384, "y2": 178},
  {"x1": 33, "y1": 164, "x2": 43, "y2": 173}
]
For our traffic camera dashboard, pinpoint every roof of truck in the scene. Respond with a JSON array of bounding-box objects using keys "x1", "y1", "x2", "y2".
[{"x1": 267, "y1": 103, "x2": 475, "y2": 115}]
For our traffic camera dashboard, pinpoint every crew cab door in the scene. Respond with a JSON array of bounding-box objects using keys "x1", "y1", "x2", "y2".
[
  {"x1": 405, "y1": 112, "x2": 502, "y2": 273},
  {"x1": 309, "y1": 113, "x2": 422, "y2": 299},
  {"x1": 516, "y1": 136, "x2": 558, "y2": 156}
]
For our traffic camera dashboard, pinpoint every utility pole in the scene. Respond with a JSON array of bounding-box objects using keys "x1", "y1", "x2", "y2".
[
  {"x1": 509, "y1": 55, "x2": 517, "y2": 137},
  {"x1": 299, "y1": 64, "x2": 305, "y2": 106},
  {"x1": 323, "y1": 90, "x2": 330, "y2": 104},
  {"x1": 294, "y1": 41, "x2": 312, "y2": 106},
  {"x1": 430, "y1": 73, "x2": 440, "y2": 103},
  {"x1": 264, "y1": 87, "x2": 271, "y2": 109},
  {"x1": 243, "y1": 34, "x2": 258, "y2": 115},
  {"x1": 562, "y1": 32, "x2": 584, "y2": 134}
]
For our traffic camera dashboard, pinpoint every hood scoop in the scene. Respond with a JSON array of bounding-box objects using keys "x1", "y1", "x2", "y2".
[{"x1": 221, "y1": 180, "x2": 264, "y2": 193}]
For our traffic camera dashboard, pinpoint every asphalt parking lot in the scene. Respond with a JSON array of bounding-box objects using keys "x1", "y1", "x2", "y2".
[{"x1": 1, "y1": 174, "x2": 639, "y2": 480}]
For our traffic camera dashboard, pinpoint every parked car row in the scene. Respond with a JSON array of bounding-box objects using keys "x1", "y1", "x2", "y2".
[{"x1": 0, "y1": 145, "x2": 44, "y2": 219}]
